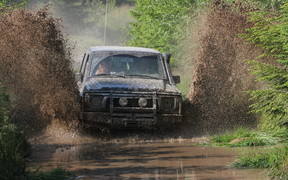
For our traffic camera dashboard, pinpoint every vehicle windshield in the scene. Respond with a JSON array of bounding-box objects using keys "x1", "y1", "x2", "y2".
[{"x1": 89, "y1": 53, "x2": 167, "y2": 79}]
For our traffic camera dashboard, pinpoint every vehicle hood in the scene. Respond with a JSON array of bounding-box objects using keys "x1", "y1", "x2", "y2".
[{"x1": 81, "y1": 77, "x2": 179, "y2": 93}]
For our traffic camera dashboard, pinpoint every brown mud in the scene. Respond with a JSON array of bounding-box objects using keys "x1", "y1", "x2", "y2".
[
  {"x1": 0, "y1": 8, "x2": 81, "y2": 137},
  {"x1": 185, "y1": 0, "x2": 265, "y2": 134}
]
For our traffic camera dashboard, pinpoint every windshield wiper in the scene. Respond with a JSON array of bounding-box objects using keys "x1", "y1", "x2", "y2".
[
  {"x1": 126, "y1": 74, "x2": 162, "y2": 80},
  {"x1": 93, "y1": 73, "x2": 111, "y2": 76},
  {"x1": 93, "y1": 73, "x2": 125, "y2": 78}
]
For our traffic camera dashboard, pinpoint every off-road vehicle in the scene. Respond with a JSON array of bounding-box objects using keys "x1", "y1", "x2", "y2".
[{"x1": 76, "y1": 46, "x2": 182, "y2": 128}]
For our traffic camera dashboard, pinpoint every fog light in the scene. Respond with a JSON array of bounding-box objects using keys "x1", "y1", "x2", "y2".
[
  {"x1": 91, "y1": 96, "x2": 103, "y2": 107},
  {"x1": 119, "y1": 97, "x2": 128, "y2": 106},
  {"x1": 161, "y1": 97, "x2": 174, "y2": 109},
  {"x1": 138, "y1": 98, "x2": 147, "y2": 107}
]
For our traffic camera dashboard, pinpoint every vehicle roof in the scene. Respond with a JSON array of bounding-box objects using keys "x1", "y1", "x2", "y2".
[{"x1": 88, "y1": 46, "x2": 161, "y2": 54}]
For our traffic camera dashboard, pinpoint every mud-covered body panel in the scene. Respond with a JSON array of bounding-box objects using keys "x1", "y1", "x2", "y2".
[{"x1": 80, "y1": 78, "x2": 179, "y2": 93}]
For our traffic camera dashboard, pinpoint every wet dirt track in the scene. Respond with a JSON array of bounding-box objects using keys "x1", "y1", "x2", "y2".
[{"x1": 29, "y1": 141, "x2": 268, "y2": 180}]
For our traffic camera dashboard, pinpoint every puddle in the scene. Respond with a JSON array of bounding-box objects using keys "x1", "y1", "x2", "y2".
[{"x1": 29, "y1": 141, "x2": 268, "y2": 180}]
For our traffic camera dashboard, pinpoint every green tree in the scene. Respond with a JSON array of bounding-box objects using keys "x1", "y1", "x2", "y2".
[
  {"x1": 251, "y1": 0, "x2": 284, "y2": 10},
  {"x1": 127, "y1": 0, "x2": 199, "y2": 64},
  {"x1": 1, "y1": 0, "x2": 28, "y2": 7},
  {"x1": 0, "y1": 0, "x2": 9, "y2": 8},
  {"x1": 242, "y1": 2, "x2": 288, "y2": 135}
]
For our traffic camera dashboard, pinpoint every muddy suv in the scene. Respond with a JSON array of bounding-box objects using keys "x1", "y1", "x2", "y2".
[{"x1": 76, "y1": 46, "x2": 182, "y2": 128}]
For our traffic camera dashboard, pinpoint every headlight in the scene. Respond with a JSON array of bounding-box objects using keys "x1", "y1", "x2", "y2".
[
  {"x1": 161, "y1": 97, "x2": 175, "y2": 110},
  {"x1": 138, "y1": 98, "x2": 147, "y2": 107},
  {"x1": 90, "y1": 96, "x2": 103, "y2": 107},
  {"x1": 119, "y1": 97, "x2": 128, "y2": 106}
]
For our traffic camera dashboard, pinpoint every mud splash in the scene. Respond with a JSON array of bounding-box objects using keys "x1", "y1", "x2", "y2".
[
  {"x1": 0, "y1": 8, "x2": 81, "y2": 136},
  {"x1": 186, "y1": 1, "x2": 264, "y2": 133}
]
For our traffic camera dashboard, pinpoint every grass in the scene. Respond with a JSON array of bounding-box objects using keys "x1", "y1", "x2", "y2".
[
  {"x1": 233, "y1": 145, "x2": 288, "y2": 180},
  {"x1": 210, "y1": 127, "x2": 278, "y2": 147},
  {"x1": 28, "y1": 168, "x2": 74, "y2": 180},
  {"x1": 209, "y1": 127, "x2": 288, "y2": 179}
]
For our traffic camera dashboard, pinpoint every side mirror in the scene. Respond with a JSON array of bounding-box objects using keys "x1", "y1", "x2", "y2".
[
  {"x1": 162, "y1": 53, "x2": 171, "y2": 63},
  {"x1": 173, "y1": 76, "x2": 181, "y2": 84},
  {"x1": 75, "y1": 72, "x2": 83, "y2": 82}
]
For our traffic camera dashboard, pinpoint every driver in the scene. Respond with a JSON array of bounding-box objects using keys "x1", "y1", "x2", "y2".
[{"x1": 95, "y1": 60, "x2": 111, "y2": 75}]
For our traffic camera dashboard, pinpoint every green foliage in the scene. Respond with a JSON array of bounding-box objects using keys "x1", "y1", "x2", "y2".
[
  {"x1": 0, "y1": 123, "x2": 27, "y2": 180},
  {"x1": 230, "y1": 137, "x2": 274, "y2": 147},
  {"x1": 29, "y1": 168, "x2": 74, "y2": 180},
  {"x1": 0, "y1": 0, "x2": 9, "y2": 8},
  {"x1": 233, "y1": 151, "x2": 271, "y2": 168},
  {"x1": 250, "y1": 0, "x2": 285, "y2": 10},
  {"x1": 0, "y1": 84, "x2": 73, "y2": 179},
  {"x1": 258, "y1": 114, "x2": 288, "y2": 138},
  {"x1": 233, "y1": 145, "x2": 288, "y2": 179},
  {"x1": 0, "y1": 84, "x2": 9, "y2": 123},
  {"x1": 241, "y1": 2, "x2": 288, "y2": 136},
  {"x1": 127, "y1": 0, "x2": 204, "y2": 64},
  {"x1": 236, "y1": 4, "x2": 288, "y2": 178},
  {"x1": 0, "y1": 84, "x2": 27, "y2": 180},
  {"x1": 210, "y1": 127, "x2": 277, "y2": 147},
  {"x1": 0, "y1": 0, "x2": 28, "y2": 9},
  {"x1": 225, "y1": 0, "x2": 284, "y2": 10},
  {"x1": 211, "y1": 127, "x2": 256, "y2": 143}
]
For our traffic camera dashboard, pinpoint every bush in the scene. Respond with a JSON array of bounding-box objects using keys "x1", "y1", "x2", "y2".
[
  {"x1": 0, "y1": 84, "x2": 28, "y2": 180},
  {"x1": 0, "y1": 123, "x2": 27, "y2": 180}
]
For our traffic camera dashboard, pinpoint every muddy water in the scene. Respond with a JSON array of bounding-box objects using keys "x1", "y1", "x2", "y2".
[{"x1": 29, "y1": 141, "x2": 268, "y2": 180}]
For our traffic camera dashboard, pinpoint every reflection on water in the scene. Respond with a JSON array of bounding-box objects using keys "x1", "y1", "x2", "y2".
[{"x1": 29, "y1": 142, "x2": 268, "y2": 180}]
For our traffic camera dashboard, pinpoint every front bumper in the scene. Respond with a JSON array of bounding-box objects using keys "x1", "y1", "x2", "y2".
[
  {"x1": 82, "y1": 112, "x2": 182, "y2": 128},
  {"x1": 82, "y1": 91, "x2": 182, "y2": 128}
]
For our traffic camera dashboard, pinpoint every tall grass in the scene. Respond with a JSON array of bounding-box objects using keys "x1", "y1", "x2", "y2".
[
  {"x1": 258, "y1": 114, "x2": 288, "y2": 138},
  {"x1": 233, "y1": 145, "x2": 288, "y2": 179},
  {"x1": 210, "y1": 127, "x2": 278, "y2": 147},
  {"x1": 210, "y1": 127, "x2": 287, "y2": 179}
]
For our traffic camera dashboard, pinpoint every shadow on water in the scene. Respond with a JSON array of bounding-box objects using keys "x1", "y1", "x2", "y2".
[{"x1": 29, "y1": 142, "x2": 268, "y2": 180}]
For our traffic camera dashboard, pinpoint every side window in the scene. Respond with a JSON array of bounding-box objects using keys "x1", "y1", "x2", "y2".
[
  {"x1": 162, "y1": 57, "x2": 171, "y2": 81},
  {"x1": 80, "y1": 53, "x2": 89, "y2": 75},
  {"x1": 79, "y1": 53, "x2": 86, "y2": 74}
]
